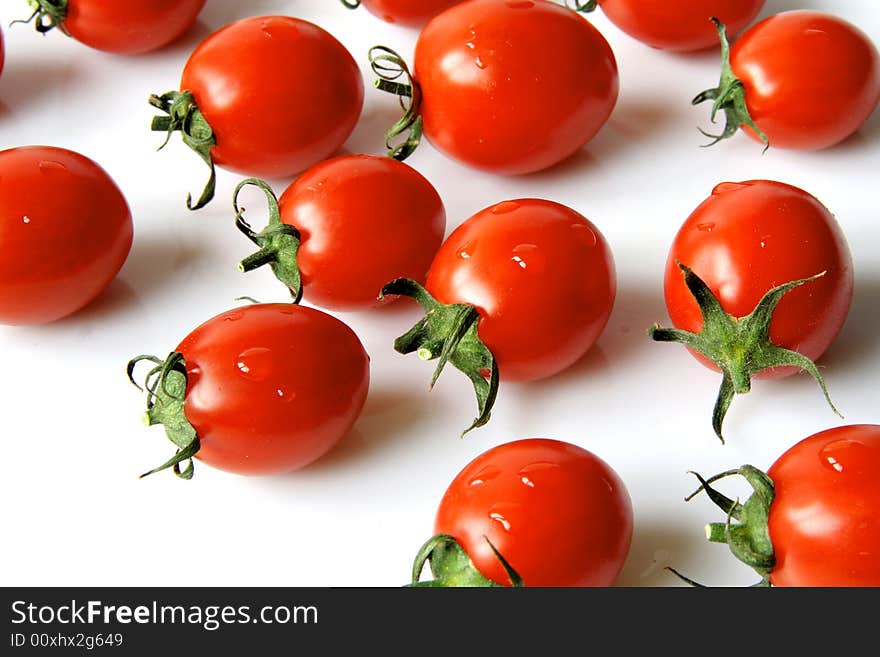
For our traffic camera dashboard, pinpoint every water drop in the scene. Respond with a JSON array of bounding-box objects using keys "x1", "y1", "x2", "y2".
[
  {"x1": 571, "y1": 223, "x2": 597, "y2": 246},
  {"x1": 22, "y1": 216, "x2": 31, "y2": 224},
  {"x1": 712, "y1": 182, "x2": 748, "y2": 195},
  {"x1": 235, "y1": 347, "x2": 274, "y2": 382},
  {"x1": 223, "y1": 310, "x2": 245, "y2": 322},
  {"x1": 470, "y1": 464, "x2": 501, "y2": 486},
  {"x1": 39, "y1": 161, "x2": 68, "y2": 175},
  {"x1": 819, "y1": 439, "x2": 870, "y2": 475},
  {"x1": 506, "y1": 0, "x2": 534, "y2": 8},
  {"x1": 510, "y1": 244, "x2": 545, "y2": 273},
  {"x1": 489, "y1": 512, "x2": 511, "y2": 531},
  {"x1": 491, "y1": 200, "x2": 520, "y2": 215},
  {"x1": 696, "y1": 222, "x2": 715, "y2": 232},
  {"x1": 474, "y1": 56, "x2": 487, "y2": 70}
]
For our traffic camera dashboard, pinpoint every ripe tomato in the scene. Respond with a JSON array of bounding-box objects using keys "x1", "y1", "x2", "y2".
[
  {"x1": 695, "y1": 11, "x2": 880, "y2": 150},
  {"x1": 235, "y1": 155, "x2": 446, "y2": 311},
  {"x1": 384, "y1": 198, "x2": 614, "y2": 432},
  {"x1": 583, "y1": 0, "x2": 764, "y2": 51},
  {"x1": 343, "y1": 0, "x2": 464, "y2": 28},
  {"x1": 129, "y1": 303, "x2": 370, "y2": 478},
  {"x1": 413, "y1": 438, "x2": 633, "y2": 587},
  {"x1": 375, "y1": 0, "x2": 618, "y2": 173},
  {"x1": 151, "y1": 16, "x2": 363, "y2": 208},
  {"x1": 20, "y1": 0, "x2": 206, "y2": 54},
  {"x1": 0, "y1": 146, "x2": 133, "y2": 325},
  {"x1": 688, "y1": 425, "x2": 880, "y2": 586},
  {"x1": 652, "y1": 180, "x2": 852, "y2": 440}
]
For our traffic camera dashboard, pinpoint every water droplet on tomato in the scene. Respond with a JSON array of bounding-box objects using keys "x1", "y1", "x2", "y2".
[
  {"x1": 517, "y1": 462, "x2": 561, "y2": 485},
  {"x1": 39, "y1": 161, "x2": 68, "y2": 175},
  {"x1": 491, "y1": 200, "x2": 520, "y2": 215},
  {"x1": 22, "y1": 216, "x2": 31, "y2": 224},
  {"x1": 712, "y1": 182, "x2": 748, "y2": 195},
  {"x1": 571, "y1": 223, "x2": 597, "y2": 247},
  {"x1": 235, "y1": 347, "x2": 274, "y2": 382},
  {"x1": 382, "y1": 14, "x2": 396, "y2": 24},
  {"x1": 696, "y1": 222, "x2": 715, "y2": 232},
  {"x1": 489, "y1": 512, "x2": 511, "y2": 531},
  {"x1": 470, "y1": 464, "x2": 500, "y2": 487},
  {"x1": 474, "y1": 56, "x2": 488, "y2": 70},
  {"x1": 223, "y1": 310, "x2": 245, "y2": 322},
  {"x1": 510, "y1": 244, "x2": 545, "y2": 273},
  {"x1": 506, "y1": 0, "x2": 534, "y2": 8},
  {"x1": 819, "y1": 439, "x2": 870, "y2": 474}
]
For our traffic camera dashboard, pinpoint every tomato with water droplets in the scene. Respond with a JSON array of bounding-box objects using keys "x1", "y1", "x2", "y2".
[{"x1": 345, "y1": 0, "x2": 464, "y2": 28}]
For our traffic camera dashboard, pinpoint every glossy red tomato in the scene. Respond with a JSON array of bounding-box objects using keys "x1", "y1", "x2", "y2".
[
  {"x1": 263, "y1": 155, "x2": 445, "y2": 310},
  {"x1": 767, "y1": 425, "x2": 880, "y2": 586},
  {"x1": 134, "y1": 304, "x2": 370, "y2": 477},
  {"x1": 426, "y1": 199, "x2": 615, "y2": 382},
  {"x1": 412, "y1": 0, "x2": 618, "y2": 174},
  {"x1": 594, "y1": 0, "x2": 764, "y2": 51},
  {"x1": 27, "y1": 0, "x2": 206, "y2": 54},
  {"x1": 432, "y1": 438, "x2": 633, "y2": 586},
  {"x1": 703, "y1": 11, "x2": 880, "y2": 149},
  {"x1": 665, "y1": 180, "x2": 852, "y2": 379},
  {"x1": 0, "y1": 146, "x2": 133, "y2": 325},
  {"x1": 348, "y1": 0, "x2": 463, "y2": 27}
]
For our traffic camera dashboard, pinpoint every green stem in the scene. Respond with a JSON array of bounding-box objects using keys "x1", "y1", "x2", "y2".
[
  {"x1": 14, "y1": 0, "x2": 69, "y2": 35},
  {"x1": 409, "y1": 534, "x2": 523, "y2": 587},
  {"x1": 566, "y1": 0, "x2": 598, "y2": 12},
  {"x1": 340, "y1": 0, "x2": 362, "y2": 8},
  {"x1": 368, "y1": 46, "x2": 424, "y2": 161}
]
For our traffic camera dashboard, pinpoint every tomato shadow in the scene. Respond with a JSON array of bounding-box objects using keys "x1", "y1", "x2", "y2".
[
  {"x1": 116, "y1": 231, "x2": 210, "y2": 306},
  {"x1": 761, "y1": 0, "x2": 832, "y2": 16},
  {"x1": 599, "y1": 279, "x2": 669, "y2": 367},
  {"x1": 339, "y1": 103, "x2": 407, "y2": 159},
  {"x1": 614, "y1": 515, "x2": 706, "y2": 587},
  {"x1": 815, "y1": 276, "x2": 880, "y2": 373},
  {"x1": 0, "y1": 53, "x2": 79, "y2": 116}
]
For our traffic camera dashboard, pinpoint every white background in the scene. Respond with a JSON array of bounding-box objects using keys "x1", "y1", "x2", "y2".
[{"x1": 0, "y1": 0, "x2": 877, "y2": 588}]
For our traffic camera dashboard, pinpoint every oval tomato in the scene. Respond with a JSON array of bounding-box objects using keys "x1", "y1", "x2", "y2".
[
  {"x1": 589, "y1": 0, "x2": 764, "y2": 51},
  {"x1": 0, "y1": 146, "x2": 133, "y2": 325},
  {"x1": 688, "y1": 425, "x2": 880, "y2": 587},
  {"x1": 377, "y1": 0, "x2": 618, "y2": 173},
  {"x1": 695, "y1": 11, "x2": 880, "y2": 150},
  {"x1": 413, "y1": 438, "x2": 633, "y2": 587},
  {"x1": 151, "y1": 16, "x2": 364, "y2": 208},
  {"x1": 344, "y1": 0, "x2": 463, "y2": 27},
  {"x1": 21, "y1": 0, "x2": 206, "y2": 54},
  {"x1": 129, "y1": 303, "x2": 370, "y2": 478}
]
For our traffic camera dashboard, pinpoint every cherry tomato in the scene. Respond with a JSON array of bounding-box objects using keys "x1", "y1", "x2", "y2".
[
  {"x1": 428, "y1": 198, "x2": 615, "y2": 382},
  {"x1": 151, "y1": 16, "x2": 363, "y2": 208},
  {"x1": 688, "y1": 425, "x2": 880, "y2": 586},
  {"x1": 696, "y1": 11, "x2": 880, "y2": 150},
  {"x1": 0, "y1": 146, "x2": 133, "y2": 325},
  {"x1": 236, "y1": 155, "x2": 446, "y2": 311},
  {"x1": 591, "y1": 0, "x2": 764, "y2": 51},
  {"x1": 130, "y1": 303, "x2": 370, "y2": 478},
  {"x1": 406, "y1": 0, "x2": 618, "y2": 173},
  {"x1": 22, "y1": 0, "x2": 206, "y2": 54},
  {"x1": 664, "y1": 180, "x2": 852, "y2": 379},
  {"x1": 421, "y1": 438, "x2": 633, "y2": 587},
  {"x1": 345, "y1": 0, "x2": 464, "y2": 28}
]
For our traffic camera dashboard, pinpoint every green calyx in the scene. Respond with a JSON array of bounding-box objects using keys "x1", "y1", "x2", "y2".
[
  {"x1": 127, "y1": 353, "x2": 200, "y2": 480},
  {"x1": 678, "y1": 466, "x2": 776, "y2": 587},
  {"x1": 149, "y1": 90, "x2": 217, "y2": 211},
  {"x1": 368, "y1": 46, "x2": 424, "y2": 161},
  {"x1": 410, "y1": 534, "x2": 523, "y2": 587},
  {"x1": 649, "y1": 262, "x2": 841, "y2": 443},
  {"x1": 340, "y1": 0, "x2": 362, "y2": 8},
  {"x1": 566, "y1": 1, "x2": 598, "y2": 12},
  {"x1": 233, "y1": 178, "x2": 303, "y2": 304},
  {"x1": 15, "y1": 0, "x2": 69, "y2": 35},
  {"x1": 692, "y1": 18, "x2": 769, "y2": 150},
  {"x1": 381, "y1": 279, "x2": 499, "y2": 436}
]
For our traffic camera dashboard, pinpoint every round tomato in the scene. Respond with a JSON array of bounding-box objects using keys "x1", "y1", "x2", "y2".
[
  {"x1": 234, "y1": 155, "x2": 446, "y2": 311},
  {"x1": 689, "y1": 425, "x2": 880, "y2": 586},
  {"x1": 384, "y1": 198, "x2": 614, "y2": 432},
  {"x1": 653, "y1": 180, "x2": 852, "y2": 440},
  {"x1": 150, "y1": 16, "x2": 363, "y2": 208},
  {"x1": 695, "y1": 11, "x2": 880, "y2": 150},
  {"x1": 585, "y1": 0, "x2": 764, "y2": 51},
  {"x1": 0, "y1": 146, "x2": 133, "y2": 325},
  {"x1": 20, "y1": 0, "x2": 206, "y2": 54},
  {"x1": 343, "y1": 0, "x2": 464, "y2": 27},
  {"x1": 375, "y1": 0, "x2": 618, "y2": 173},
  {"x1": 412, "y1": 438, "x2": 633, "y2": 587},
  {"x1": 129, "y1": 303, "x2": 370, "y2": 478}
]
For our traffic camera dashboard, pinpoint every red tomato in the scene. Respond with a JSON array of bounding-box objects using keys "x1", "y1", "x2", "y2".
[
  {"x1": 697, "y1": 11, "x2": 880, "y2": 150},
  {"x1": 428, "y1": 438, "x2": 633, "y2": 587},
  {"x1": 593, "y1": 0, "x2": 764, "y2": 51},
  {"x1": 0, "y1": 146, "x2": 133, "y2": 325},
  {"x1": 410, "y1": 0, "x2": 618, "y2": 173},
  {"x1": 23, "y1": 0, "x2": 206, "y2": 54},
  {"x1": 767, "y1": 425, "x2": 880, "y2": 587},
  {"x1": 131, "y1": 304, "x2": 370, "y2": 477},
  {"x1": 347, "y1": 0, "x2": 464, "y2": 28},
  {"x1": 237, "y1": 155, "x2": 446, "y2": 311},
  {"x1": 153, "y1": 16, "x2": 363, "y2": 207},
  {"x1": 664, "y1": 180, "x2": 852, "y2": 379},
  {"x1": 427, "y1": 198, "x2": 615, "y2": 382}
]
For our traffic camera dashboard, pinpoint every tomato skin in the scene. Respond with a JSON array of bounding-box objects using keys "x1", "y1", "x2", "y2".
[
  {"x1": 358, "y1": 0, "x2": 463, "y2": 28},
  {"x1": 63, "y1": 0, "x2": 206, "y2": 54},
  {"x1": 426, "y1": 199, "x2": 615, "y2": 382},
  {"x1": 413, "y1": 0, "x2": 618, "y2": 174},
  {"x1": 176, "y1": 304, "x2": 370, "y2": 476},
  {"x1": 731, "y1": 11, "x2": 880, "y2": 150},
  {"x1": 435, "y1": 438, "x2": 633, "y2": 587},
  {"x1": 597, "y1": 0, "x2": 764, "y2": 51},
  {"x1": 278, "y1": 155, "x2": 445, "y2": 310},
  {"x1": 181, "y1": 16, "x2": 363, "y2": 178},
  {"x1": 664, "y1": 180, "x2": 852, "y2": 379},
  {"x1": 767, "y1": 425, "x2": 880, "y2": 587},
  {"x1": 0, "y1": 146, "x2": 133, "y2": 325}
]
